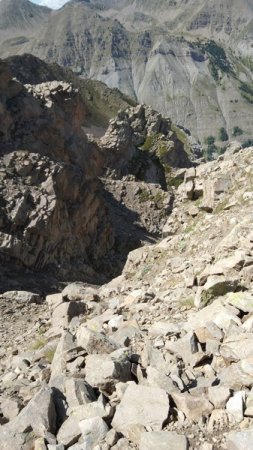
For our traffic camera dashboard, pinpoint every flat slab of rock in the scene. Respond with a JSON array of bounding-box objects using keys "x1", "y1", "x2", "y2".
[
  {"x1": 227, "y1": 292, "x2": 253, "y2": 313},
  {"x1": 220, "y1": 334, "x2": 253, "y2": 362},
  {"x1": 148, "y1": 321, "x2": 181, "y2": 338},
  {"x1": 227, "y1": 427, "x2": 253, "y2": 450},
  {"x1": 185, "y1": 299, "x2": 241, "y2": 333},
  {"x1": 112, "y1": 384, "x2": 170, "y2": 443},
  {"x1": 219, "y1": 358, "x2": 253, "y2": 389},
  {"x1": 140, "y1": 431, "x2": 188, "y2": 450},
  {"x1": 1, "y1": 290, "x2": 42, "y2": 304}
]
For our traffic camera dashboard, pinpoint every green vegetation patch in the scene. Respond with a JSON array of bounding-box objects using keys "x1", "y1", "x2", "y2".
[
  {"x1": 239, "y1": 81, "x2": 253, "y2": 104},
  {"x1": 181, "y1": 296, "x2": 195, "y2": 308},
  {"x1": 198, "y1": 40, "x2": 232, "y2": 82},
  {"x1": 141, "y1": 133, "x2": 162, "y2": 152},
  {"x1": 138, "y1": 188, "x2": 165, "y2": 208},
  {"x1": 242, "y1": 139, "x2": 253, "y2": 148},
  {"x1": 31, "y1": 337, "x2": 47, "y2": 350},
  {"x1": 219, "y1": 127, "x2": 228, "y2": 142},
  {"x1": 204, "y1": 135, "x2": 217, "y2": 160},
  {"x1": 44, "y1": 346, "x2": 57, "y2": 363},
  {"x1": 233, "y1": 126, "x2": 243, "y2": 137},
  {"x1": 138, "y1": 188, "x2": 151, "y2": 202}
]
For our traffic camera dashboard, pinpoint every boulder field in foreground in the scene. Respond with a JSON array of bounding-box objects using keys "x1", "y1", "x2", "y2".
[{"x1": 1, "y1": 146, "x2": 253, "y2": 449}]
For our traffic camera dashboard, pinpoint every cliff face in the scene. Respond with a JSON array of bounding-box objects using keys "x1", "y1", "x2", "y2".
[
  {"x1": 0, "y1": 0, "x2": 252, "y2": 145},
  {"x1": 0, "y1": 60, "x2": 114, "y2": 284}
]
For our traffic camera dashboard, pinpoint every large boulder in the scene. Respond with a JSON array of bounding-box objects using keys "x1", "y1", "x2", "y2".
[
  {"x1": 112, "y1": 384, "x2": 170, "y2": 443},
  {"x1": 0, "y1": 386, "x2": 56, "y2": 448},
  {"x1": 85, "y1": 349, "x2": 132, "y2": 395}
]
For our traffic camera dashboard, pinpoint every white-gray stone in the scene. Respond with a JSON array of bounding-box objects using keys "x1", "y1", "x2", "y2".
[
  {"x1": 139, "y1": 431, "x2": 188, "y2": 450},
  {"x1": 227, "y1": 427, "x2": 253, "y2": 450},
  {"x1": 112, "y1": 384, "x2": 170, "y2": 443}
]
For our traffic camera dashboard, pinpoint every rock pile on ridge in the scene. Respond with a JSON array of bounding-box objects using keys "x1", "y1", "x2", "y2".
[
  {"x1": 1, "y1": 146, "x2": 253, "y2": 449},
  {"x1": 25, "y1": 80, "x2": 76, "y2": 109}
]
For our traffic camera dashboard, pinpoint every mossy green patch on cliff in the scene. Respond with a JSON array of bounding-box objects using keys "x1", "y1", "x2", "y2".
[
  {"x1": 181, "y1": 296, "x2": 195, "y2": 308},
  {"x1": 138, "y1": 188, "x2": 165, "y2": 208},
  {"x1": 158, "y1": 144, "x2": 168, "y2": 159},
  {"x1": 141, "y1": 133, "x2": 162, "y2": 151},
  {"x1": 138, "y1": 188, "x2": 151, "y2": 202},
  {"x1": 166, "y1": 167, "x2": 184, "y2": 189},
  {"x1": 171, "y1": 124, "x2": 192, "y2": 155}
]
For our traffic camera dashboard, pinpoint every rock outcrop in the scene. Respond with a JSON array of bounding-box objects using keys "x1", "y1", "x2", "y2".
[
  {"x1": 1, "y1": 146, "x2": 253, "y2": 449},
  {"x1": 99, "y1": 103, "x2": 198, "y2": 271},
  {"x1": 101, "y1": 104, "x2": 197, "y2": 178}
]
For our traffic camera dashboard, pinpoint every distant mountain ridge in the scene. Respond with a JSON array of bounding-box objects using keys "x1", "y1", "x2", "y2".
[{"x1": 0, "y1": 0, "x2": 252, "y2": 145}]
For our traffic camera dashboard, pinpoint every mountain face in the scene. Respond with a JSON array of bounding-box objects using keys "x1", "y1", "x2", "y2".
[
  {"x1": 0, "y1": 0, "x2": 252, "y2": 146},
  {"x1": 0, "y1": 0, "x2": 50, "y2": 30}
]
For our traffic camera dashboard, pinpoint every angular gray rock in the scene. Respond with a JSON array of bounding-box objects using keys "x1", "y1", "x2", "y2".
[
  {"x1": 79, "y1": 416, "x2": 109, "y2": 447},
  {"x1": 112, "y1": 384, "x2": 170, "y2": 443},
  {"x1": 139, "y1": 431, "x2": 188, "y2": 450},
  {"x1": 1, "y1": 290, "x2": 42, "y2": 304},
  {"x1": 84, "y1": 349, "x2": 132, "y2": 395},
  {"x1": 50, "y1": 331, "x2": 75, "y2": 384},
  {"x1": 171, "y1": 392, "x2": 213, "y2": 422},
  {"x1": 64, "y1": 378, "x2": 96, "y2": 408},
  {"x1": 76, "y1": 326, "x2": 118, "y2": 354},
  {"x1": 51, "y1": 301, "x2": 86, "y2": 328},
  {"x1": 62, "y1": 283, "x2": 100, "y2": 302},
  {"x1": 0, "y1": 386, "x2": 56, "y2": 448}
]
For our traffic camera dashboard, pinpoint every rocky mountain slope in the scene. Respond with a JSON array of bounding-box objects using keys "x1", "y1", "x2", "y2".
[
  {"x1": 0, "y1": 55, "x2": 197, "y2": 291},
  {"x1": 1, "y1": 23, "x2": 253, "y2": 450},
  {"x1": 1, "y1": 144, "x2": 253, "y2": 449},
  {"x1": 0, "y1": 0, "x2": 252, "y2": 145}
]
